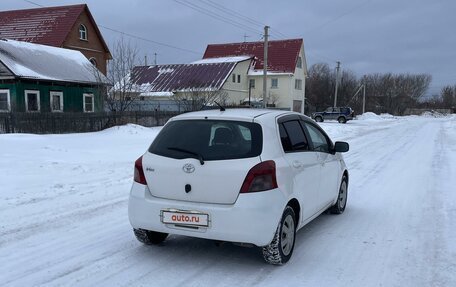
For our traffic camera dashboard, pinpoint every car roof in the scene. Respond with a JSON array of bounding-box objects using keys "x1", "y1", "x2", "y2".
[{"x1": 171, "y1": 108, "x2": 292, "y2": 122}]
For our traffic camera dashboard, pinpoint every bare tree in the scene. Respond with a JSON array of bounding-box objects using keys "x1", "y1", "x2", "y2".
[
  {"x1": 441, "y1": 85, "x2": 456, "y2": 108},
  {"x1": 172, "y1": 87, "x2": 228, "y2": 111},
  {"x1": 105, "y1": 37, "x2": 141, "y2": 112}
]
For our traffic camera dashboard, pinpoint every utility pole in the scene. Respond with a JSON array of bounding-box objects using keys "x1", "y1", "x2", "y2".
[
  {"x1": 334, "y1": 61, "x2": 341, "y2": 107},
  {"x1": 154, "y1": 53, "x2": 157, "y2": 65},
  {"x1": 144, "y1": 55, "x2": 148, "y2": 66},
  {"x1": 243, "y1": 33, "x2": 250, "y2": 42},
  {"x1": 263, "y1": 25, "x2": 269, "y2": 109},
  {"x1": 362, "y1": 83, "x2": 366, "y2": 114}
]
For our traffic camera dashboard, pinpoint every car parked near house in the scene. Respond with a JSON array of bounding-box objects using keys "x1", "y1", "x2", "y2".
[
  {"x1": 312, "y1": 107, "x2": 355, "y2": 123},
  {"x1": 128, "y1": 109, "x2": 349, "y2": 265}
]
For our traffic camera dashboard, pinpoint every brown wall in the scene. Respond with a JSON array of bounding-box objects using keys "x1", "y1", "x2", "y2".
[{"x1": 63, "y1": 10, "x2": 110, "y2": 75}]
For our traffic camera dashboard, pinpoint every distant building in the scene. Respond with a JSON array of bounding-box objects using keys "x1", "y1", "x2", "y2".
[
  {"x1": 0, "y1": 39, "x2": 107, "y2": 113},
  {"x1": 203, "y1": 38, "x2": 307, "y2": 112},
  {"x1": 125, "y1": 56, "x2": 255, "y2": 111},
  {"x1": 0, "y1": 4, "x2": 111, "y2": 75}
]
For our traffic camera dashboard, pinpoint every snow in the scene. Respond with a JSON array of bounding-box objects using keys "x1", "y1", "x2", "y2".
[
  {"x1": 248, "y1": 70, "x2": 293, "y2": 76},
  {"x1": 1, "y1": 115, "x2": 455, "y2": 286},
  {"x1": 191, "y1": 56, "x2": 252, "y2": 64},
  {"x1": 139, "y1": 91, "x2": 174, "y2": 97},
  {"x1": 0, "y1": 39, "x2": 107, "y2": 84}
]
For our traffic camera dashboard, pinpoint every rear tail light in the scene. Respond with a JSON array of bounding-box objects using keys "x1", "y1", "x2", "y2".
[
  {"x1": 240, "y1": 160, "x2": 278, "y2": 193},
  {"x1": 134, "y1": 156, "x2": 147, "y2": 185}
]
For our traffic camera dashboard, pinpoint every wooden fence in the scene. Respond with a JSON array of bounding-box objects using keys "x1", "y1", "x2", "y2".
[{"x1": 0, "y1": 111, "x2": 181, "y2": 134}]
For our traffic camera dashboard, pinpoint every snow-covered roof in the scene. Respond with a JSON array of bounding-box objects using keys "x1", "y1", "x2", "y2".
[
  {"x1": 0, "y1": 39, "x2": 108, "y2": 85},
  {"x1": 139, "y1": 91, "x2": 174, "y2": 97},
  {"x1": 191, "y1": 56, "x2": 253, "y2": 64},
  {"x1": 128, "y1": 63, "x2": 237, "y2": 94},
  {"x1": 248, "y1": 70, "x2": 293, "y2": 76}
]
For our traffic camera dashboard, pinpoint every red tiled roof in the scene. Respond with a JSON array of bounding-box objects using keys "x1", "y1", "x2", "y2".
[
  {"x1": 203, "y1": 39, "x2": 303, "y2": 73},
  {"x1": 0, "y1": 4, "x2": 110, "y2": 55},
  {"x1": 131, "y1": 63, "x2": 237, "y2": 92}
]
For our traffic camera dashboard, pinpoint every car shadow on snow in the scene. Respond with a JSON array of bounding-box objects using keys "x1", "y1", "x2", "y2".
[{"x1": 130, "y1": 209, "x2": 358, "y2": 269}]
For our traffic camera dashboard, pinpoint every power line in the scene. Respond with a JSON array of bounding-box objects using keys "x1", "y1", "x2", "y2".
[
  {"x1": 196, "y1": 0, "x2": 290, "y2": 39},
  {"x1": 308, "y1": 0, "x2": 374, "y2": 33},
  {"x1": 98, "y1": 25, "x2": 200, "y2": 55},
  {"x1": 20, "y1": 0, "x2": 200, "y2": 55},
  {"x1": 196, "y1": 0, "x2": 264, "y2": 28},
  {"x1": 22, "y1": 0, "x2": 43, "y2": 7},
  {"x1": 173, "y1": 0, "x2": 262, "y2": 36}
]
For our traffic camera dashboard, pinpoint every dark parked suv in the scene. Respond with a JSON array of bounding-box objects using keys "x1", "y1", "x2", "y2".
[{"x1": 312, "y1": 107, "x2": 354, "y2": 123}]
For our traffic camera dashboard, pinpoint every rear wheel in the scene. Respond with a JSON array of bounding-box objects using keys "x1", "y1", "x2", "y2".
[
  {"x1": 133, "y1": 228, "x2": 168, "y2": 245},
  {"x1": 315, "y1": 116, "x2": 323, "y2": 122},
  {"x1": 330, "y1": 177, "x2": 348, "y2": 214},
  {"x1": 262, "y1": 206, "x2": 296, "y2": 265},
  {"x1": 338, "y1": 116, "x2": 347, "y2": 124}
]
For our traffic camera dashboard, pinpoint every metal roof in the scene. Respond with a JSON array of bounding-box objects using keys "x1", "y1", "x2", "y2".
[
  {"x1": 130, "y1": 63, "x2": 239, "y2": 93},
  {"x1": 0, "y1": 39, "x2": 107, "y2": 85},
  {"x1": 203, "y1": 39, "x2": 303, "y2": 73},
  {"x1": 0, "y1": 4, "x2": 110, "y2": 56}
]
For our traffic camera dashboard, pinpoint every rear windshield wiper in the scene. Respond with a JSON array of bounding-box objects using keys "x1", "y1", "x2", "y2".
[{"x1": 167, "y1": 147, "x2": 205, "y2": 165}]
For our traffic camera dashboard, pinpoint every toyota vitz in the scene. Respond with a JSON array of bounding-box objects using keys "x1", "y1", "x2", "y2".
[{"x1": 128, "y1": 109, "x2": 349, "y2": 265}]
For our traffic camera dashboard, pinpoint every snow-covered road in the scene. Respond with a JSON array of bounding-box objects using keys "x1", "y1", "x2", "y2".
[{"x1": 1, "y1": 115, "x2": 455, "y2": 287}]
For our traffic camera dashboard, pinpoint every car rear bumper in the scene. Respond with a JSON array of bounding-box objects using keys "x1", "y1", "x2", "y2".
[{"x1": 128, "y1": 182, "x2": 287, "y2": 246}]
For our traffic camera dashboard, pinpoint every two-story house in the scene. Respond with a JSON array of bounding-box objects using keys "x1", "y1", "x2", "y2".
[
  {"x1": 0, "y1": 4, "x2": 111, "y2": 75},
  {"x1": 203, "y1": 38, "x2": 308, "y2": 113}
]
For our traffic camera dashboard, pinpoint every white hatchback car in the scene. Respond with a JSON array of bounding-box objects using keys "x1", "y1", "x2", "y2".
[{"x1": 128, "y1": 109, "x2": 349, "y2": 264}]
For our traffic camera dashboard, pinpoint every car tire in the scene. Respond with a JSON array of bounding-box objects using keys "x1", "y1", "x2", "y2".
[
  {"x1": 330, "y1": 177, "x2": 348, "y2": 214},
  {"x1": 338, "y1": 116, "x2": 347, "y2": 124},
  {"x1": 315, "y1": 116, "x2": 323, "y2": 122},
  {"x1": 133, "y1": 228, "x2": 168, "y2": 245},
  {"x1": 262, "y1": 206, "x2": 296, "y2": 265}
]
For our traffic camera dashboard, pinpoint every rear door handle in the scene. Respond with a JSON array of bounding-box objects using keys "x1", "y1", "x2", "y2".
[{"x1": 292, "y1": 161, "x2": 303, "y2": 169}]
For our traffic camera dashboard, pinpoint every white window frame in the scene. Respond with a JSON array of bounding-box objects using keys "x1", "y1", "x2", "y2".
[
  {"x1": 295, "y1": 79, "x2": 302, "y2": 90},
  {"x1": 0, "y1": 89, "x2": 11, "y2": 112},
  {"x1": 249, "y1": 79, "x2": 255, "y2": 89},
  {"x1": 271, "y1": 78, "x2": 278, "y2": 89},
  {"x1": 25, "y1": 90, "x2": 40, "y2": 112},
  {"x1": 50, "y1": 91, "x2": 64, "y2": 112},
  {"x1": 89, "y1": 57, "x2": 97, "y2": 66},
  {"x1": 83, "y1": 93, "x2": 94, "y2": 113},
  {"x1": 297, "y1": 56, "x2": 302, "y2": 68},
  {"x1": 79, "y1": 24, "x2": 88, "y2": 40}
]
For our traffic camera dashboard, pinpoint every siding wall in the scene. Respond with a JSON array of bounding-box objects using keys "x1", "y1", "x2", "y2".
[{"x1": 0, "y1": 81, "x2": 102, "y2": 112}]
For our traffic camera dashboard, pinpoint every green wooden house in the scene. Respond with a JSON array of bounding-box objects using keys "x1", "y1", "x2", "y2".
[{"x1": 0, "y1": 39, "x2": 108, "y2": 113}]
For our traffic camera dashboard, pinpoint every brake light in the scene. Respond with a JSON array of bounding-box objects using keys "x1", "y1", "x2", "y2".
[
  {"x1": 134, "y1": 156, "x2": 147, "y2": 185},
  {"x1": 240, "y1": 160, "x2": 278, "y2": 193}
]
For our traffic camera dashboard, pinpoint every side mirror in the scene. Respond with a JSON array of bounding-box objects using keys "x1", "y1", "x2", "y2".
[{"x1": 334, "y1": 141, "x2": 349, "y2": 153}]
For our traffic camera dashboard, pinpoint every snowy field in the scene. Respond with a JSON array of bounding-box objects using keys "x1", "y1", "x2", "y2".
[{"x1": 1, "y1": 113, "x2": 455, "y2": 287}]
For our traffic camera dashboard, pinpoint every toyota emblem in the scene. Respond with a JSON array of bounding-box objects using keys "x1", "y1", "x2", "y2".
[{"x1": 183, "y1": 163, "x2": 195, "y2": 173}]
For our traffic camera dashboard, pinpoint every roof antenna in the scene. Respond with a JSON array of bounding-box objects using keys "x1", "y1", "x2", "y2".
[{"x1": 214, "y1": 101, "x2": 225, "y2": 111}]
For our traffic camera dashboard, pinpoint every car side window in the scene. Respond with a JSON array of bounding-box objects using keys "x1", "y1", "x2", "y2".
[
  {"x1": 304, "y1": 123, "x2": 330, "y2": 153},
  {"x1": 280, "y1": 120, "x2": 309, "y2": 152}
]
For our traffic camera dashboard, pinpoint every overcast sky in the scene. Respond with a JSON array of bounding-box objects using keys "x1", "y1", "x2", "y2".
[{"x1": 2, "y1": 0, "x2": 455, "y2": 96}]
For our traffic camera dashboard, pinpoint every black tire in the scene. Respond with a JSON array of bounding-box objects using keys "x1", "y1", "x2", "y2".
[
  {"x1": 330, "y1": 177, "x2": 348, "y2": 214},
  {"x1": 262, "y1": 206, "x2": 296, "y2": 265},
  {"x1": 315, "y1": 116, "x2": 323, "y2": 122},
  {"x1": 133, "y1": 228, "x2": 168, "y2": 245},
  {"x1": 338, "y1": 116, "x2": 347, "y2": 124}
]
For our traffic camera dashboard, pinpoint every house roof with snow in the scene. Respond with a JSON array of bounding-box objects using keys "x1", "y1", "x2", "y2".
[
  {"x1": 0, "y1": 39, "x2": 107, "y2": 85},
  {"x1": 0, "y1": 4, "x2": 110, "y2": 55},
  {"x1": 130, "y1": 57, "x2": 253, "y2": 95},
  {"x1": 203, "y1": 39, "x2": 304, "y2": 74}
]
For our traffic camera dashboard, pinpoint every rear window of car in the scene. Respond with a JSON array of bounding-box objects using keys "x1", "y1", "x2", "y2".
[{"x1": 148, "y1": 120, "x2": 263, "y2": 161}]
